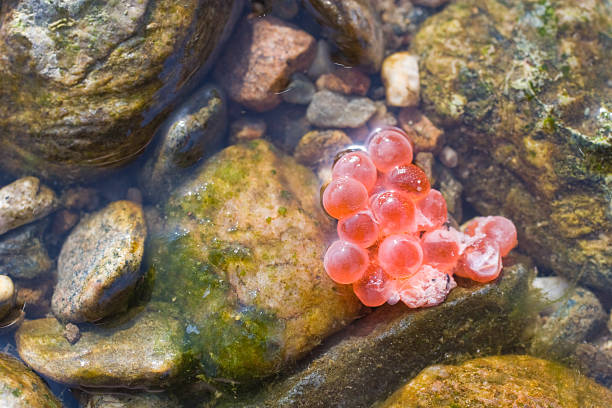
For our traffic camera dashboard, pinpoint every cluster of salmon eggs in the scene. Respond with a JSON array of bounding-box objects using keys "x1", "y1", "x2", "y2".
[{"x1": 322, "y1": 127, "x2": 517, "y2": 308}]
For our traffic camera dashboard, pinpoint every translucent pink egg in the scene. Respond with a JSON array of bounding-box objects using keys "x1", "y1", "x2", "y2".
[
  {"x1": 414, "y1": 189, "x2": 447, "y2": 232},
  {"x1": 353, "y1": 263, "x2": 393, "y2": 307},
  {"x1": 464, "y1": 216, "x2": 517, "y2": 257},
  {"x1": 454, "y1": 237, "x2": 502, "y2": 283},
  {"x1": 332, "y1": 151, "x2": 378, "y2": 192},
  {"x1": 394, "y1": 265, "x2": 457, "y2": 308},
  {"x1": 322, "y1": 177, "x2": 368, "y2": 219},
  {"x1": 386, "y1": 164, "x2": 430, "y2": 198},
  {"x1": 324, "y1": 240, "x2": 369, "y2": 284},
  {"x1": 338, "y1": 211, "x2": 379, "y2": 248},
  {"x1": 370, "y1": 190, "x2": 416, "y2": 234},
  {"x1": 378, "y1": 234, "x2": 423, "y2": 278},
  {"x1": 367, "y1": 127, "x2": 414, "y2": 172},
  {"x1": 421, "y1": 227, "x2": 462, "y2": 272}
]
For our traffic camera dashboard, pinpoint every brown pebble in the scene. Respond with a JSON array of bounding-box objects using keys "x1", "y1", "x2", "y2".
[
  {"x1": 63, "y1": 323, "x2": 81, "y2": 345},
  {"x1": 414, "y1": 152, "x2": 435, "y2": 185},
  {"x1": 126, "y1": 188, "x2": 143, "y2": 204},
  {"x1": 316, "y1": 68, "x2": 371, "y2": 96},
  {"x1": 399, "y1": 107, "x2": 444, "y2": 152},
  {"x1": 294, "y1": 130, "x2": 353, "y2": 168},
  {"x1": 215, "y1": 15, "x2": 316, "y2": 112},
  {"x1": 16, "y1": 278, "x2": 53, "y2": 318},
  {"x1": 51, "y1": 210, "x2": 80, "y2": 236},
  {"x1": 61, "y1": 187, "x2": 100, "y2": 211},
  {"x1": 230, "y1": 117, "x2": 267, "y2": 143}
]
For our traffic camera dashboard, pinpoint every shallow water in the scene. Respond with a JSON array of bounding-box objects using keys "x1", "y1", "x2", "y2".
[{"x1": 0, "y1": 3, "x2": 612, "y2": 408}]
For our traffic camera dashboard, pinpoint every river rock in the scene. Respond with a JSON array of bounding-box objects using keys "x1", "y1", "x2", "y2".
[
  {"x1": 294, "y1": 130, "x2": 353, "y2": 169},
  {"x1": 215, "y1": 15, "x2": 316, "y2": 112},
  {"x1": 412, "y1": 0, "x2": 612, "y2": 293},
  {"x1": 83, "y1": 392, "x2": 181, "y2": 408},
  {"x1": 315, "y1": 68, "x2": 371, "y2": 96},
  {"x1": 0, "y1": 275, "x2": 15, "y2": 321},
  {"x1": 140, "y1": 84, "x2": 228, "y2": 200},
  {"x1": 381, "y1": 52, "x2": 420, "y2": 107},
  {"x1": 0, "y1": 0, "x2": 242, "y2": 182},
  {"x1": 379, "y1": 355, "x2": 612, "y2": 407},
  {"x1": 0, "y1": 220, "x2": 52, "y2": 280},
  {"x1": 0, "y1": 352, "x2": 61, "y2": 408},
  {"x1": 282, "y1": 73, "x2": 316, "y2": 105},
  {"x1": 530, "y1": 286, "x2": 606, "y2": 361},
  {"x1": 0, "y1": 177, "x2": 57, "y2": 236},
  {"x1": 304, "y1": 0, "x2": 384, "y2": 73},
  {"x1": 52, "y1": 200, "x2": 147, "y2": 323},
  {"x1": 145, "y1": 140, "x2": 361, "y2": 384},
  {"x1": 307, "y1": 90, "x2": 377, "y2": 128},
  {"x1": 217, "y1": 260, "x2": 535, "y2": 407},
  {"x1": 16, "y1": 306, "x2": 187, "y2": 389}
]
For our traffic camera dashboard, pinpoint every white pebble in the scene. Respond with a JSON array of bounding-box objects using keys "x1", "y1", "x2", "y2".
[
  {"x1": 439, "y1": 146, "x2": 458, "y2": 168},
  {"x1": 381, "y1": 52, "x2": 420, "y2": 107},
  {"x1": 0, "y1": 275, "x2": 15, "y2": 320}
]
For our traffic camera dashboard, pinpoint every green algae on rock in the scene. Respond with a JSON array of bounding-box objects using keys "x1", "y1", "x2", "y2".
[
  {"x1": 0, "y1": 352, "x2": 61, "y2": 408},
  {"x1": 52, "y1": 200, "x2": 147, "y2": 323},
  {"x1": 0, "y1": 0, "x2": 241, "y2": 182},
  {"x1": 16, "y1": 305, "x2": 188, "y2": 389},
  {"x1": 379, "y1": 355, "x2": 612, "y2": 408},
  {"x1": 411, "y1": 0, "x2": 612, "y2": 294},
  {"x1": 146, "y1": 140, "x2": 362, "y2": 384},
  {"x1": 216, "y1": 260, "x2": 535, "y2": 407}
]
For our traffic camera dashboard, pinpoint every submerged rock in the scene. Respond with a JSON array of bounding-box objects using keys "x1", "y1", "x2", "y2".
[
  {"x1": 215, "y1": 15, "x2": 316, "y2": 112},
  {"x1": 0, "y1": 275, "x2": 15, "y2": 321},
  {"x1": 0, "y1": 352, "x2": 61, "y2": 408},
  {"x1": 0, "y1": 0, "x2": 242, "y2": 181},
  {"x1": 530, "y1": 286, "x2": 606, "y2": 361},
  {"x1": 412, "y1": 0, "x2": 612, "y2": 293},
  {"x1": 0, "y1": 177, "x2": 57, "y2": 236},
  {"x1": 379, "y1": 355, "x2": 612, "y2": 407},
  {"x1": 218, "y1": 261, "x2": 535, "y2": 407},
  {"x1": 140, "y1": 84, "x2": 228, "y2": 200},
  {"x1": 16, "y1": 305, "x2": 187, "y2": 389},
  {"x1": 0, "y1": 220, "x2": 52, "y2": 280},
  {"x1": 307, "y1": 90, "x2": 377, "y2": 128},
  {"x1": 52, "y1": 200, "x2": 147, "y2": 323},
  {"x1": 304, "y1": 0, "x2": 384, "y2": 73},
  {"x1": 146, "y1": 140, "x2": 361, "y2": 384},
  {"x1": 83, "y1": 392, "x2": 181, "y2": 408}
]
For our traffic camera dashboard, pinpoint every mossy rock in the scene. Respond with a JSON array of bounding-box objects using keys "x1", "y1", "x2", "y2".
[
  {"x1": 379, "y1": 355, "x2": 612, "y2": 407},
  {"x1": 411, "y1": 0, "x2": 612, "y2": 293},
  {"x1": 0, "y1": 0, "x2": 241, "y2": 182},
  {"x1": 0, "y1": 352, "x2": 62, "y2": 407},
  {"x1": 145, "y1": 140, "x2": 361, "y2": 384},
  {"x1": 16, "y1": 305, "x2": 188, "y2": 389},
  {"x1": 216, "y1": 260, "x2": 536, "y2": 407}
]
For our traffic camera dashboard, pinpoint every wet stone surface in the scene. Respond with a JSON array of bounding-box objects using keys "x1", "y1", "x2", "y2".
[
  {"x1": 215, "y1": 15, "x2": 316, "y2": 112},
  {"x1": 0, "y1": 0, "x2": 242, "y2": 181},
  {"x1": 412, "y1": 0, "x2": 612, "y2": 294},
  {"x1": 0, "y1": 177, "x2": 57, "y2": 236},
  {"x1": 16, "y1": 305, "x2": 187, "y2": 389},
  {"x1": 82, "y1": 392, "x2": 182, "y2": 408},
  {"x1": 306, "y1": 90, "x2": 377, "y2": 128},
  {"x1": 217, "y1": 261, "x2": 535, "y2": 407},
  {"x1": 0, "y1": 352, "x2": 61, "y2": 408},
  {"x1": 146, "y1": 140, "x2": 362, "y2": 385},
  {"x1": 140, "y1": 84, "x2": 228, "y2": 201},
  {"x1": 0, "y1": 220, "x2": 52, "y2": 280},
  {"x1": 304, "y1": 0, "x2": 384, "y2": 73},
  {"x1": 52, "y1": 200, "x2": 147, "y2": 323},
  {"x1": 379, "y1": 355, "x2": 612, "y2": 408}
]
